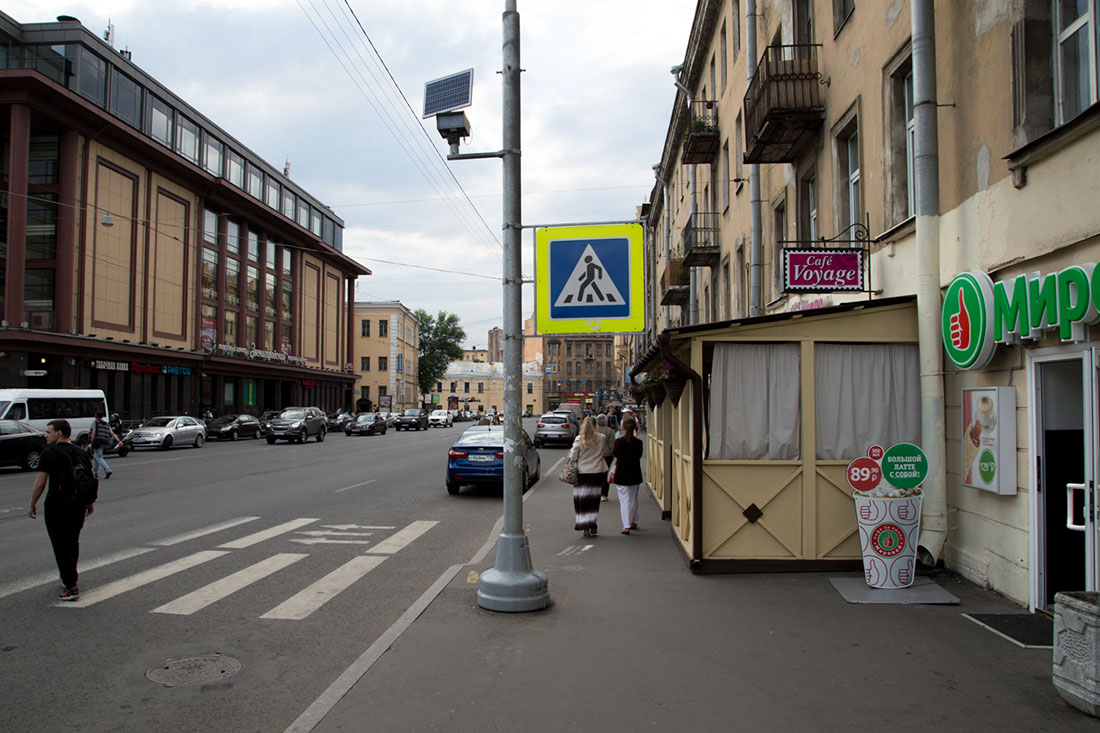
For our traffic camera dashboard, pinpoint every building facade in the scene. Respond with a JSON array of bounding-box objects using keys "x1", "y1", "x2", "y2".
[
  {"x1": 542, "y1": 334, "x2": 619, "y2": 413},
  {"x1": 486, "y1": 326, "x2": 503, "y2": 363},
  {"x1": 352, "y1": 301, "x2": 418, "y2": 412},
  {"x1": 634, "y1": 0, "x2": 1100, "y2": 611},
  {"x1": 430, "y1": 360, "x2": 544, "y2": 416},
  {"x1": 0, "y1": 12, "x2": 368, "y2": 420},
  {"x1": 461, "y1": 347, "x2": 489, "y2": 363}
]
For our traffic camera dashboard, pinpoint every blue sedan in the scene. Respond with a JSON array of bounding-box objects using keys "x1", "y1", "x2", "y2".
[{"x1": 446, "y1": 425, "x2": 541, "y2": 495}]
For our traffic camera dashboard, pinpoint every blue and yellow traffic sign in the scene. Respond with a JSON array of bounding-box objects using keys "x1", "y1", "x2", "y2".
[{"x1": 535, "y1": 224, "x2": 645, "y2": 334}]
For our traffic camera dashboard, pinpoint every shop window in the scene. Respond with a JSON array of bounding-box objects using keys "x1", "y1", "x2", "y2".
[
  {"x1": 109, "y1": 68, "x2": 142, "y2": 129},
  {"x1": 201, "y1": 248, "x2": 218, "y2": 299},
  {"x1": 204, "y1": 133, "x2": 223, "y2": 176},
  {"x1": 150, "y1": 95, "x2": 173, "y2": 148},
  {"x1": 707, "y1": 343, "x2": 801, "y2": 460},
  {"x1": 814, "y1": 344, "x2": 920, "y2": 459}
]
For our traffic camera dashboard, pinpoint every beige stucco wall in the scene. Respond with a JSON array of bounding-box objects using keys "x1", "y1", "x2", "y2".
[{"x1": 352, "y1": 304, "x2": 420, "y2": 410}]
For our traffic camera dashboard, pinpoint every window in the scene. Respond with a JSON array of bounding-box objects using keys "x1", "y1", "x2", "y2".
[
  {"x1": 227, "y1": 150, "x2": 244, "y2": 188},
  {"x1": 282, "y1": 189, "x2": 295, "y2": 219},
  {"x1": 29, "y1": 136, "x2": 59, "y2": 184},
  {"x1": 226, "y1": 220, "x2": 240, "y2": 255},
  {"x1": 311, "y1": 210, "x2": 322, "y2": 236},
  {"x1": 721, "y1": 141, "x2": 730, "y2": 210},
  {"x1": 477, "y1": 382, "x2": 484, "y2": 394},
  {"x1": 246, "y1": 265, "x2": 259, "y2": 311},
  {"x1": 224, "y1": 311, "x2": 237, "y2": 343},
  {"x1": 708, "y1": 343, "x2": 801, "y2": 460},
  {"x1": 265, "y1": 177, "x2": 280, "y2": 209},
  {"x1": 709, "y1": 56, "x2": 717, "y2": 103},
  {"x1": 450, "y1": 381, "x2": 457, "y2": 393},
  {"x1": 204, "y1": 134, "x2": 223, "y2": 177},
  {"x1": 297, "y1": 199, "x2": 309, "y2": 228},
  {"x1": 202, "y1": 249, "x2": 218, "y2": 299},
  {"x1": 361, "y1": 357, "x2": 370, "y2": 371},
  {"x1": 464, "y1": 382, "x2": 470, "y2": 393},
  {"x1": 226, "y1": 258, "x2": 240, "y2": 305},
  {"x1": 378, "y1": 386, "x2": 387, "y2": 397},
  {"x1": 379, "y1": 356, "x2": 388, "y2": 371},
  {"x1": 361, "y1": 386, "x2": 370, "y2": 400},
  {"x1": 379, "y1": 320, "x2": 389, "y2": 337},
  {"x1": 264, "y1": 321, "x2": 274, "y2": 351},
  {"x1": 798, "y1": 169, "x2": 817, "y2": 242},
  {"x1": 247, "y1": 164, "x2": 263, "y2": 199},
  {"x1": 24, "y1": 269, "x2": 54, "y2": 311},
  {"x1": 266, "y1": 240, "x2": 277, "y2": 270},
  {"x1": 281, "y1": 324, "x2": 292, "y2": 353},
  {"x1": 566, "y1": 343, "x2": 573, "y2": 357},
  {"x1": 772, "y1": 198, "x2": 786, "y2": 298},
  {"x1": 281, "y1": 280, "x2": 292, "y2": 320},
  {"x1": 836, "y1": 117, "x2": 860, "y2": 233},
  {"x1": 150, "y1": 96, "x2": 173, "y2": 147},
  {"x1": 322, "y1": 217, "x2": 335, "y2": 246},
  {"x1": 282, "y1": 249, "x2": 292, "y2": 275},
  {"x1": 527, "y1": 382, "x2": 533, "y2": 394},
  {"x1": 361, "y1": 319, "x2": 371, "y2": 337},
  {"x1": 247, "y1": 231, "x2": 259, "y2": 262},
  {"x1": 264, "y1": 272, "x2": 276, "y2": 317},
  {"x1": 109, "y1": 68, "x2": 142, "y2": 129},
  {"x1": 567, "y1": 362, "x2": 573, "y2": 375},
  {"x1": 203, "y1": 209, "x2": 218, "y2": 244},
  {"x1": 176, "y1": 116, "x2": 200, "y2": 164},
  {"x1": 26, "y1": 194, "x2": 57, "y2": 259},
  {"x1": 1055, "y1": 0, "x2": 1097, "y2": 124},
  {"x1": 245, "y1": 316, "x2": 258, "y2": 348},
  {"x1": 436, "y1": 382, "x2": 443, "y2": 392},
  {"x1": 78, "y1": 49, "x2": 107, "y2": 106},
  {"x1": 720, "y1": 22, "x2": 728, "y2": 92},
  {"x1": 833, "y1": 0, "x2": 855, "y2": 36},
  {"x1": 734, "y1": 113, "x2": 744, "y2": 193}
]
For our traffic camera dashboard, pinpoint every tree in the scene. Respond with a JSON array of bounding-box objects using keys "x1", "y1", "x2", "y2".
[{"x1": 415, "y1": 309, "x2": 466, "y2": 396}]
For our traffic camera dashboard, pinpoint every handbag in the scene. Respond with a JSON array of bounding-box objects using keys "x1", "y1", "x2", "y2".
[
  {"x1": 559, "y1": 457, "x2": 578, "y2": 485},
  {"x1": 607, "y1": 458, "x2": 617, "y2": 485}
]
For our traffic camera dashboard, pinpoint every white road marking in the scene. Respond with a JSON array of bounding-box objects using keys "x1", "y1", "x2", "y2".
[
  {"x1": 557, "y1": 545, "x2": 594, "y2": 556},
  {"x1": 217, "y1": 518, "x2": 319, "y2": 549},
  {"x1": 260, "y1": 555, "x2": 387, "y2": 620},
  {"x1": 364, "y1": 520, "x2": 438, "y2": 555},
  {"x1": 0, "y1": 505, "x2": 24, "y2": 514},
  {"x1": 0, "y1": 546, "x2": 156, "y2": 601},
  {"x1": 151, "y1": 553, "x2": 307, "y2": 615},
  {"x1": 323, "y1": 524, "x2": 394, "y2": 530},
  {"x1": 57, "y1": 550, "x2": 229, "y2": 608},
  {"x1": 289, "y1": 538, "x2": 373, "y2": 546},
  {"x1": 297, "y1": 530, "x2": 373, "y2": 537},
  {"x1": 334, "y1": 479, "x2": 376, "y2": 493},
  {"x1": 150, "y1": 516, "x2": 261, "y2": 546}
]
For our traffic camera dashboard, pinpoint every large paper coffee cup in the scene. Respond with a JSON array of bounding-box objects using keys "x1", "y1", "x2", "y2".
[{"x1": 853, "y1": 490, "x2": 923, "y2": 589}]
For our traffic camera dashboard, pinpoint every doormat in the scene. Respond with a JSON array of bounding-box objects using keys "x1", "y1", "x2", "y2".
[
  {"x1": 963, "y1": 613, "x2": 1053, "y2": 649},
  {"x1": 829, "y1": 576, "x2": 960, "y2": 604}
]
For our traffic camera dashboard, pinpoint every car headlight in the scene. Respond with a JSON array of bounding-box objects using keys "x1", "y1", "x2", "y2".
[{"x1": 291, "y1": 421, "x2": 303, "y2": 429}]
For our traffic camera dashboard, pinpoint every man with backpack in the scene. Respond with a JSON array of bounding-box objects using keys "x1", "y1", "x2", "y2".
[{"x1": 26, "y1": 419, "x2": 99, "y2": 601}]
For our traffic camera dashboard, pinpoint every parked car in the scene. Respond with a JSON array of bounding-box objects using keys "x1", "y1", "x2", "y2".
[
  {"x1": 396, "y1": 408, "x2": 429, "y2": 431},
  {"x1": 326, "y1": 411, "x2": 354, "y2": 432},
  {"x1": 533, "y1": 413, "x2": 576, "y2": 447},
  {"x1": 0, "y1": 419, "x2": 48, "y2": 470},
  {"x1": 266, "y1": 407, "x2": 326, "y2": 444},
  {"x1": 445, "y1": 425, "x2": 540, "y2": 495},
  {"x1": 345, "y1": 412, "x2": 387, "y2": 436},
  {"x1": 123, "y1": 415, "x2": 206, "y2": 450},
  {"x1": 429, "y1": 409, "x2": 453, "y2": 428},
  {"x1": 207, "y1": 414, "x2": 263, "y2": 441}
]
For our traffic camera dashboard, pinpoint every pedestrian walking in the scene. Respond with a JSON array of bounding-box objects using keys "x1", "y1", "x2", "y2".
[
  {"x1": 612, "y1": 416, "x2": 645, "y2": 534},
  {"x1": 90, "y1": 411, "x2": 117, "y2": 479},
  {"x1": 595, "y1": 414, "x2": 615, "y2": 501},
  {"x1": 569, "y1": 416, "x2": 609, "y2": 537},
  {"x1": 26, "y1": 419, "x2": 97, "y2": 601}
]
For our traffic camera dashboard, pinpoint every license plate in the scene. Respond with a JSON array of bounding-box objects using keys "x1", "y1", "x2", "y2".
[{"x1": 468, "y1": 454, "x2": 493, "y2": 462}]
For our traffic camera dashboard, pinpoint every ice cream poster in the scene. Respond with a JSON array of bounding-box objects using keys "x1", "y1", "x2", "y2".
[{"x1": 961, "y1": 387, "x2": 1017, "y2": 495}]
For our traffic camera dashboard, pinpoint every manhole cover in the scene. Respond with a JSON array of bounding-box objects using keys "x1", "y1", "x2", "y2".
[{"x1": 145, "y1": 653, "x2": 242, "y2": 687}]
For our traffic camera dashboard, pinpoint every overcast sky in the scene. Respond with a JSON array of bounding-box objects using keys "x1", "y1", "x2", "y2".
[{"x1": 7, "y1": 0, "x2": 697, "y2": 347}]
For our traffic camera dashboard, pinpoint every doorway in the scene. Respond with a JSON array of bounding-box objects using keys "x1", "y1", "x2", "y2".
[{"x1": 1031, "y1": 347, "x2": 1098, "y2": 611}]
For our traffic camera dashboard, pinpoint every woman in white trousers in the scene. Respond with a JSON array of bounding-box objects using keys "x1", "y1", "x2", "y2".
[{"x1": 611, "y1": 415, "x2": 644, "y2": 534}]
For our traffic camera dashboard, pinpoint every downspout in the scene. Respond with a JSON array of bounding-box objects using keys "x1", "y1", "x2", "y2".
[
  {"x1": 912, "y1": 0, "x2": 947, "y2": 564},
  {"x1": 746, "y1": 0, "x2": 763, "y2": 316},
  {"x1": 672, "y1": 69, "x2": 698, "y2": 326},
  {"x1": 658, "y1": 331, "x2": 704, "y2": 570},
  {"x1": 653, "y1": 168, "x2": 672, "y2": 330}
]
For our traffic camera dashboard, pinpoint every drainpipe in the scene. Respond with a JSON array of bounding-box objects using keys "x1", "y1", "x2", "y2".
[
  {"x1": 658, "y1": 331, "x2": 703, "y2": 570},
  {"x1": 912, "y1": 0, "x2": 947, "y2": 565},
  {"x1": 672, "y1": 69, "x2": 698, "y2": 326},
  {"x1": 746, "y1": 0, "x2": 763, "y2": 316},
  {"x1": 653, "y1": 167, "x2": 672, "y2": 330}
]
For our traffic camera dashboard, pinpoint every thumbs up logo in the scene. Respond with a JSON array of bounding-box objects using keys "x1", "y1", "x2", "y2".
[{"x1": 941, "y1": 272, "x2": 995, "y2": 371}]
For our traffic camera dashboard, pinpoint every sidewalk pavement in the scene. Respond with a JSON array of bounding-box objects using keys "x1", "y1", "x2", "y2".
[{"x1": 311, "y1": 471, "x2": 1098, "y2": 732}]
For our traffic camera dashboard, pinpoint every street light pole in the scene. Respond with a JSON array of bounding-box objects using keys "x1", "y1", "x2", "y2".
[{"x1": 474, "y1": 0, "x2": 548, "y2": 612}]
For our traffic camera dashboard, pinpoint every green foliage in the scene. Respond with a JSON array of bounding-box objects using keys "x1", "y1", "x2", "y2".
[{"x1": 414, "y1": 309, "x2": 466, "y2": 395}]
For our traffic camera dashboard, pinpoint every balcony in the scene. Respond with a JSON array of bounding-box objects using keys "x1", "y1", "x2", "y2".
[
  {"x1": 682, "y1": 212, "x2": 720, "y2": 268},
  {"x1": 680, "y1": 100, "x2": 720, "y2": 164},
  {"x1": 660, "y1": 258, "x2": 689, "y2": 306},
  {"x1": 743, "y1": 44, "x2": 825, "y2": 164}
]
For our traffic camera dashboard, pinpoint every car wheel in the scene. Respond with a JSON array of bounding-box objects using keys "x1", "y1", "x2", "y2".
[
  {"x1": 22, "y1": 447, "x2": 42, "y2": 471},
  {"x1": 229, "y1": 429, "x2": 239, "y2": 441},
  {"x1": 267, "y1": 437, "x2": 277, "y2": 444},
  {"x1": 194, "y1": 433, "x2": 204, "y2": 448},
  {"x1": 446, "y1": 480, "x2": 460, "y2": 495},
  {"x1": 345, "y1": 428, "x2": 353, "y2": 436},
  {"x1": 522, "y1": 468, "x2": 530, "y2": 491},
  {"x1": 161, "y1": 435, "x2": 173, "y2": 450},
  {"x1": 532, "y1": 458, "x2": 541, "y2": 483},
  {"x1": 317, "y1": 429, "x2": 326, "y2": 442}
]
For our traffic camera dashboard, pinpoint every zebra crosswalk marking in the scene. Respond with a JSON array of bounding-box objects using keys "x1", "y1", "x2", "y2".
[
  {"x1": 151, "y1": 553, "x2": 308, "y2": 616},
  {"x1": 259, "y1": 555, "x2": 387, "y2": 620},
  {"x1": 217, "y1": 518, "x2": 319, "y2": 549},
  {"x1": 57, "y1": 550, "x2": 229, "y2": 608},
  {"x1": 364, "y1": 520, "x2": 438, "y2": 555},
  {"x1": 151, "y1": 517, "x2": 261, "y2": 546}
]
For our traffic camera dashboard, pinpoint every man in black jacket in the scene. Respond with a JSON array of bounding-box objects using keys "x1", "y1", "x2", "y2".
[{"x1": 26, "y1": 419, "x2": 96, "y2": 601}]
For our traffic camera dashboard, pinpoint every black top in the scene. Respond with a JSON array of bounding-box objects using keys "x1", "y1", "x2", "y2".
[
  {"x1": 611, "y1": 436, "x2": 644, "y2": 486},
  {"x1": 39, "y1": 442, "x2": 85, "y2": 506}
]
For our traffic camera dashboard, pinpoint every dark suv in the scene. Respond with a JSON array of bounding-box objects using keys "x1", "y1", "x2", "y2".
[
  {"x1": 266, "y1": 407, "x2": 327, "y2": 443},
  {"x1": 396, "y1": 408, "x2": 429, "y2": 431}
]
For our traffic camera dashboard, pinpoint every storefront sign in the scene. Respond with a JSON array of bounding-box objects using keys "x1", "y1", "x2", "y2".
[
  {"x1": 961, "y1": 387, "x2": 1017, "y2": 495},
  {"x1": 942, "y1": 266, "x2": 1100, "y2": 370},
  {"x1": 130, "y1": 363, "x2": 192, "y2": 376},
  {"x1": 93, "y1": 360, "x2": 129, "y2": 371},
  {"x1": 200, "y1": 316, "x2": 216, "y2": 354},
  {"x1": 783, "y1": 249, "x2": 864, "y2": 293},
  {"x1": 217, "y1": 343, "x2": 308, "y2": 367}
]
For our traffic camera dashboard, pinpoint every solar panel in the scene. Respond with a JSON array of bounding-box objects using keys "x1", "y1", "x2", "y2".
[{"x1": 422, "y1": 68, "x2": 474, "y2": 119}]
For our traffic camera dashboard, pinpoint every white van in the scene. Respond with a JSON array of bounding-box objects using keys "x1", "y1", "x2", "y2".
[{"x1": 0, "y1": 389, "x2": 109, "y2": 445}]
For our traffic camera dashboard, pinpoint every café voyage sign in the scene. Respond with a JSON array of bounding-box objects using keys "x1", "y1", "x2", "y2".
[
  {"x1": 942, "y1": 265, "x2": 1100, "y2": 370},
  {"x1": 782, "y1": 248, "x2": 864, "y2": 293}
]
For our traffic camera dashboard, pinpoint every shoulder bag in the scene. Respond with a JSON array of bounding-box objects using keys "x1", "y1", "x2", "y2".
[{"x1": 559, "y1": 457, "x2": 578, "y2": 486}]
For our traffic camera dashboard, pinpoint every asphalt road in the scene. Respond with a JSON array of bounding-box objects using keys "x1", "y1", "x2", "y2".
[{"x1": 0, "y1": 419, "x2": 566, "y2": 731}]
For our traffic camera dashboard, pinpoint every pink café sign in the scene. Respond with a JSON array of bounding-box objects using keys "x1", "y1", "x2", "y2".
[{"x1": 783, "y1": 248, "x2": 864, "y2": 293}]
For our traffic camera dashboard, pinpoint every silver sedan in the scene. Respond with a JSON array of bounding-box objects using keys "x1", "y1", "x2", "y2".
[{"x1": 123, "y1": 415, "x2": 206, "y2": 450}]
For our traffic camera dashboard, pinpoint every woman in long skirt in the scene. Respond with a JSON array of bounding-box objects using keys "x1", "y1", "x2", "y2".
[
  {"x1": 569, "y1": 416, "x2": 609, "y2": 537},
  {"x1": 612, "y1": 415, "x2": 645, "y2": 534}
]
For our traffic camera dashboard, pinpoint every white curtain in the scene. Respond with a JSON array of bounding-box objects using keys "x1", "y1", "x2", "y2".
[
  {"x1": 814, "y1": 343, "x2": 920, "y2": 460},
  {"x1": 708, "y1": 343, "x2": 801, "y2": 460}
]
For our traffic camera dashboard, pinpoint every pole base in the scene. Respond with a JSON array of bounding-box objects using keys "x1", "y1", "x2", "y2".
[{"x1": 476, "y1": 531, "x2": 549, "y2": 612}]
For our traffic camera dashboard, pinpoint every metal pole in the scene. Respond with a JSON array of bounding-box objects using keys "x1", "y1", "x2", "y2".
[
  {"x1": 477, "y1": 0, "x2": 548, "y2": 612},
  {"x1": 746, "y1": 0, "x2": 763, "y2": 316}
]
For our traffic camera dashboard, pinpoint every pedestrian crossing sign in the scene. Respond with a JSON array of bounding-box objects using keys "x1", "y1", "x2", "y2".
[{"x1": 535, "y1": 224, "x2": 645, "y2": 334}]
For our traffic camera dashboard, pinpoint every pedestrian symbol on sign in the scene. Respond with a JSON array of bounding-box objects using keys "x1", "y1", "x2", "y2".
[{"x1": 554, "y1": 245, "x2": 625, "y2": 308}]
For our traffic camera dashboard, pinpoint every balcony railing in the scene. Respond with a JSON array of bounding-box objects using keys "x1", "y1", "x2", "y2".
[
  {"x1": 682, "y1": 212, "x2": 720, "y2": 268},
  {"x1": 743, "y1": 44, "x2": 825, "y2": 164},
  {"x1": 681, "y1": 100, "x2": 721, "y2": 164}
]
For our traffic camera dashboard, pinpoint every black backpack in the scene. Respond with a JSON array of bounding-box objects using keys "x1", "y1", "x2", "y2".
[{"x1": 59, "y1": 444, "x2": 99, "y2": 505}]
